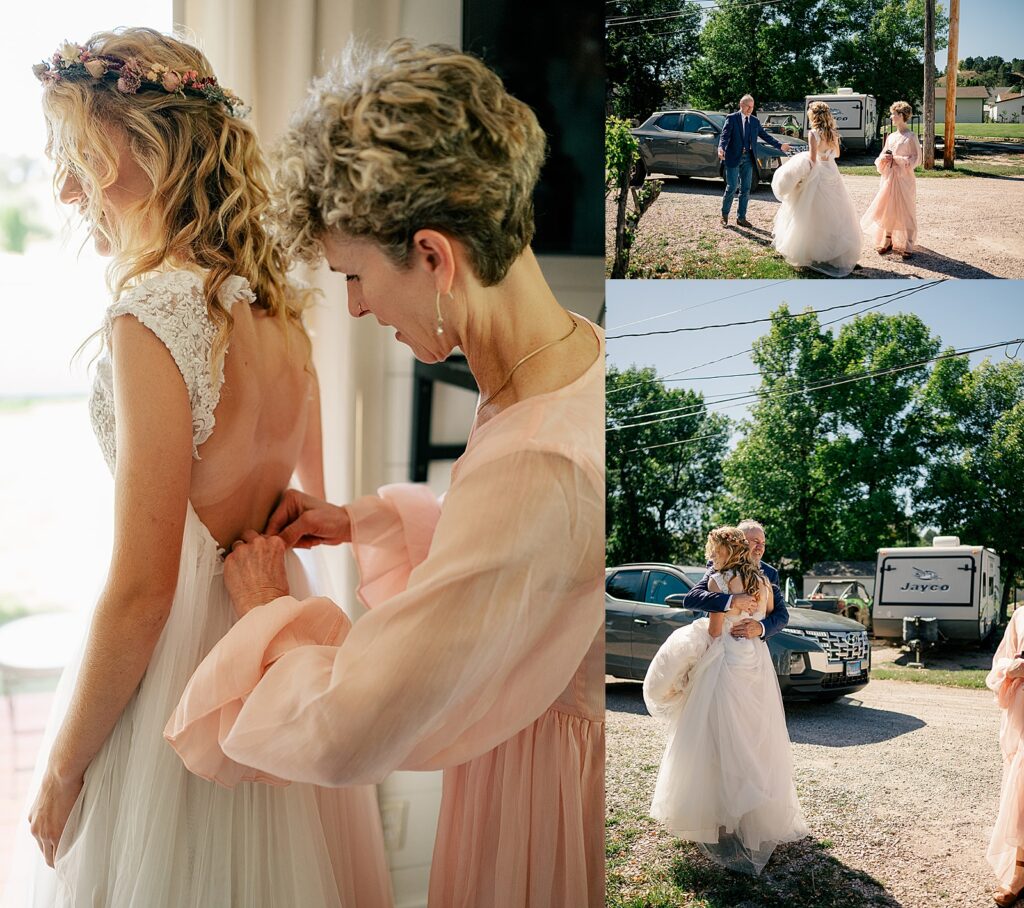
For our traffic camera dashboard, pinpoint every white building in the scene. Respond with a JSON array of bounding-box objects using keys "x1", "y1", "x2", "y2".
[
  {"x1": 934, "y1": 85, "x2": 989, "y2": 123},
  {"x1": 989, "y1": 91, "x2": 1024, "y2": 123}
]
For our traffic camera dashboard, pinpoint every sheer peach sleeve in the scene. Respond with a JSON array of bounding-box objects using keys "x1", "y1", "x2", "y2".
[
  {"x1": 165, "y1": 450, "x2": 603, "y2": 787},
  {"x1": 988, "y1": 610, "x2": 1024, "y2": 710}
]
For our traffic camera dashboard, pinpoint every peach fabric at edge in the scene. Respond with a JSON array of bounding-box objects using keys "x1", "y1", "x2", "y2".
[{"x1": 166, "y1": 322, "x2": 606, "y2": 908}]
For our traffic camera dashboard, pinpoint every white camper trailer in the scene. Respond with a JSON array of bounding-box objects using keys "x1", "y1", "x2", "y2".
[
  {"x1": 873, "y1": 536, "x2": 1001, "y2": 642},
  {"x1": 805, "y1": 88, "x2": 878, "y2": 151}
]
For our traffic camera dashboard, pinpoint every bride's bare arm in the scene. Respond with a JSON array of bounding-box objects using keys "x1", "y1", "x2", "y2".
[
  {"x1": 31, "y1": 316, "x2": 192, "y2": 863},
  {"x1": 707, "y1": 577, "x2": 725, "y2": 638},
  {"x1": 809, "y1": 129, "x2": 818, "y2": 164}
]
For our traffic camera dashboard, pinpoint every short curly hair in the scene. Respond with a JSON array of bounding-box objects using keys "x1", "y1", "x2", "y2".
[
  {"x1": 890, "y1": 100, "x2": 913, "y2": 121},
  {"x1": 271, "y1": 40, "x2": 548, "y2": 286}
]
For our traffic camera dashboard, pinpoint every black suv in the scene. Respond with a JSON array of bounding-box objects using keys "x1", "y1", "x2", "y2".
[{"x1": 606, "y1": 562, "x2": 870, "y2": 701}]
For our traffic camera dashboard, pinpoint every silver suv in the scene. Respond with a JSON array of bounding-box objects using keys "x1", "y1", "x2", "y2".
[{"x1": 630, "y1": 109, "x2": 807, "y2": 189}]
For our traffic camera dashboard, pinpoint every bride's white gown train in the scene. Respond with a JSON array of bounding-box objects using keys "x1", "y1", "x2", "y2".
[
  {"x1": 4, "y1": 271, "x2": 392, "y2": 908},
  {"x1": 771, "y1": 130, "x2": 862, "y2": 277},
  {"x1": 644, "y1": 570, "x2": 807, "y2": 875}
]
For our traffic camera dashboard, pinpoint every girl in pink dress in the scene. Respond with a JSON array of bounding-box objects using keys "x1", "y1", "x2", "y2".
[
  {"x1": 164, "y1": 41, "x2": 605, "y2": 908},
  {"x1": 861, "y1": 100, "x2": 921, "y2": 258},
  {"x1": 987, "y1": 608, "x2": 1024, "y2": 906}
]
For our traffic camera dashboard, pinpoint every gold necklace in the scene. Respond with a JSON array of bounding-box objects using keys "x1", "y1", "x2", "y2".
[{"x1": 477, "y1": 316, "x2": 579, "y2": 411}]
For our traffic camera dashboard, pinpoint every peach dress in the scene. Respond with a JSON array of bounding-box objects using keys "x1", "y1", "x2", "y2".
[
  {"x1": 987, "y1": 608, "x2": 1024, "y2": 892},
  {"x1": 165, "y1": 322, "x2": 606, "y2": 908},
  {"x1": 860, "y1": 129, "x2": 920, "y2": 253}
]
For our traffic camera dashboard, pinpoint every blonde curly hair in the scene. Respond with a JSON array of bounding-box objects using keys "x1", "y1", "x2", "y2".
[
  {"x1": 890, "y1": 100, "x2": 913, "y2": 122},
  {"x1": 40, "y1": 27, "x2": 311, "y2": 368},
  {"x1": 270, "y1": 39, "x2": 548, "y2": 285},
  {"x1": 807, "y1": 101, "x2": 839, "y2": 150},
  {"x1": 705, "y1": 526, "x2": 765, "y2": 596}
]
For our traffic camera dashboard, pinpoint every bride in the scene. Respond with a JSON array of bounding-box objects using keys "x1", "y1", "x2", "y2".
[
  {"x1": 771, "y1": 101, "x2": 862, "y2": 277},
  {"x1": 644, "y1": 526, "x2": 807, "y2": 875},
  {"x1": 13, "y1": 28, "x2": 391, "y2": 907}
]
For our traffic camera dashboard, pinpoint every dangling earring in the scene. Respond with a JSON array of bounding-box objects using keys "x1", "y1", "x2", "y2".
[{"x1": 435, "y1": 290, "x2": 453, "y2": 336}]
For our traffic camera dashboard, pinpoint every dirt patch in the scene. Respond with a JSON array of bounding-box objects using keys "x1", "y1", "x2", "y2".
[
  {"x1": 607, "y1": 168, "x2": 1024, "y2": 279},
  {"x1": 607, "y1": 677, "x2": 1004, "y2": 907}
]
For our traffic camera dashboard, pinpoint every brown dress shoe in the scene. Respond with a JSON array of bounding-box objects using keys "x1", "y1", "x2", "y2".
[
  {"x1": 737, "y1": 217, "x2": 753, "y2": 227},
  {"x1": 720, "y1": 215, "x2": 728, "y2": 226}
]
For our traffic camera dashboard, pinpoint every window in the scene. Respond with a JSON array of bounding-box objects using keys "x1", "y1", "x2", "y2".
[
  {"x1": 681, "y1": 113, "x2": 710, "y2": 134},
  {"x1": 645, "y1": 571, "x2": 690, "y2": 605},
  {"x1": 655, "y1": 113, "x2": 682, "y2": 132},
  {"x1": 606, "y1": 570, "x2": 645, "y2": 602}
]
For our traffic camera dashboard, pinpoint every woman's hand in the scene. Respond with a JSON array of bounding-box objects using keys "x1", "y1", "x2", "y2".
[
  {"x1": 29, "y1": 768, "x2": 83, "y2": 867},
  {"x1": 265, "y1": 489, "x2": 351, "y2": 549},
  {"x1": 1006, "y1": 657, "x2": 1024, "y2": 680},
  {"x1": 224, "y1": 531, "x2": 291, "y2": 618}
]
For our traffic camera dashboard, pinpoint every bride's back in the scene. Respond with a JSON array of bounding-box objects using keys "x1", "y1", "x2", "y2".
[{"x1": 188, "y1": 300, "x2": 315, "y2": 548}]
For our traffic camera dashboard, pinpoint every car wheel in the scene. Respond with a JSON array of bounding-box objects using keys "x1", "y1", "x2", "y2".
[{"x1": 630, "y1": 159, "x2": 647, "y2": 187}]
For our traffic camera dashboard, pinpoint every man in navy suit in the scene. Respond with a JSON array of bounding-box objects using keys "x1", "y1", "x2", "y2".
[
  {"x1": 683, "y1": 518, "x2": 790, "y2": 639},
  {"x1": 718, "y1": 94, "x2": 791, "y2": 227}
]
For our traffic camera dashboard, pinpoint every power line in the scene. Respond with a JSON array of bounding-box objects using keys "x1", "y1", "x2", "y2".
[
  {"x1": 623, "y1": 428, "x2": 732, "y2": 456},
  {"x1": 606, "y1": 0, "x2": 789, "y2": 26},
  {"x1": 607, "y1": 282, "x2": 944, "y2": 340},
  {"x1": 612, "y1": 280, "x2": 794, "y2": 330},
  {"x1": 607, "y1": 337, "x2": 1023, "y2": 433},
  {"x1": 606, "y1": 281, "x2": 943, "y2": 396}
]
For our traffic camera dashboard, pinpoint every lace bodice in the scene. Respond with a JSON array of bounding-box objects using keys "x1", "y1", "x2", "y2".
[
  {"x1": 89, "y1": 270, "x2": 255, "y2": 472},
  {"x1": 809, "y1": 129, "x2": 837, "y2": 161},
  {"x1": 711, "y1": 569, "x2": 768, "y2": 622}
]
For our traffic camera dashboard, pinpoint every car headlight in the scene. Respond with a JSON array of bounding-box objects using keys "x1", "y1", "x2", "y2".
[{"x1": 789, "y1": 652, "x2": 807, "y2": 675}]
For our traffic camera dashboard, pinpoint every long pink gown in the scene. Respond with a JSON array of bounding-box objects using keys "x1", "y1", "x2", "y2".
[
  {"x1": 165, "y1": 323, "x2": 606, "y2": 908},
  {"x1": 987, "y1": 609, "x2": 1024, "y2": 892},
  {"x1": 860, "y1": 129, "x2": 920, "y2": 253}
]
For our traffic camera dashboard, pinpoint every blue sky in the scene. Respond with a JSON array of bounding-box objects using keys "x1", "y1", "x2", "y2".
[
  {"x1": 937, "y1": 0, "x2": 1020, "y2": 64},
  {"x1": 606, "y1": 279, "x2": 1024, "y2": 435}
]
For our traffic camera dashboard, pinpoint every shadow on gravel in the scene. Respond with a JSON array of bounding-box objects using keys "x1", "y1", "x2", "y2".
[
  {"x1": 852, "y1": 246, "x2": 996, "y2": 279},
  {"x1": 786, "y1": 698, "x2": 925, "y2": 746},
  {"x1": 665, "y1": 838, "x2": 900, "y2": 908}
]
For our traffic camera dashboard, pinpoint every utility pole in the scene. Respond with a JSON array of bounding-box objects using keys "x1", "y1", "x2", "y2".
[
  {"x1": 923, "y1": 0, "x2": 936, "y2": 168},
  {"x1": 943, "y1": 0, "x2": 961, "y2": 170}
]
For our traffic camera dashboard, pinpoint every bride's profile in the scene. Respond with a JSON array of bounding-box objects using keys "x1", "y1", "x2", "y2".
[
  {"x1": 11, "y1": 27, "x2": 391, "y2": 907},
  {"x1": 771, "y1": 100, "x2": 862, "y2": 277}
]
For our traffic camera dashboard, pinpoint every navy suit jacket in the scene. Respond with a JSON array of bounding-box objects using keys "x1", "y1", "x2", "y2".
[
  {"x1": 719, "y1": 111, "x2": 784, "y2": 167},
  {"x1": 682, "y1": 560, "x2": 790, "y2": 639}
]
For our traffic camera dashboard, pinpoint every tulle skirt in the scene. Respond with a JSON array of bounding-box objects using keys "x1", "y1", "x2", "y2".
[
  {"x1": 860, "y1": 161, "x2": 918, "y2": 253},
  {"x1": 989, "y1": 681, "x2": 1024, "y2": 890},
  {"x1": 771, "y1": 153, "x2": 862, "y2": 277},
  {"x1": 4, "y1": 505, "x2": 392, "y2": 908},
  {"x1": 645, "y1": 618, "x2": 808, "y2": 875}
]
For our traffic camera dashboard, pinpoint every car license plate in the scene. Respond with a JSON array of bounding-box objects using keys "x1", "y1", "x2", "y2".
[{"x1": 845, "y1": 660, "x2": 862, "y2": 676}]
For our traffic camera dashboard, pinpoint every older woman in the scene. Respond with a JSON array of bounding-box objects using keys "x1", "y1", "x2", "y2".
[
  {"x1": 164, "y1": 41, "x2": 605, "y2": 908},
  {"x1": 861, "y1": 100, "x2": 921, "y2": 259},
  {"x1": 987, "y1": 609, "x2": 1024, "y2": 906}
]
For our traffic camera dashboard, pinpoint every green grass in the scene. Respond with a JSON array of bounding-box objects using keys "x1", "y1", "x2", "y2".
[
  {"x1": 627, "y1": 245, "x2": 806, "y2": 280},
  {"x1": 872, "y1": 667, "x2": 990, "y2": 689},
  {"x1": 910, "y1": 122, "x2": 1024, "y2": 140},
  {"x1": 839, "y1": 161, "x2": 1024, "y2": 178}
]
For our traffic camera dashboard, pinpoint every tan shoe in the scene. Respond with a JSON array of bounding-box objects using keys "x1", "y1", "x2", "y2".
[
  {"x1": 720, "y1": 215, "x2": 728, "y2": 226},
  {"x1": 994, "y1": 859, "x2": 1024, "y2": 906}
]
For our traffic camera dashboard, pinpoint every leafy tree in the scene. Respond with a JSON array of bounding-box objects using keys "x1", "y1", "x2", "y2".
[
  {"x1": 916, "y1": 358, "x2": 1024, "y2": 618},
  {"x1": 690, "y1": 0, "x2": 832, "y2": 111},
  {"x1": 606, "y1": 366, "x2": 729, "y2": 565},
  {"x1": 606, "y1": 117, "x2": 662, "y2": 279},
  {"x1": 717, "y1": 307, "x2": 839, "y2": 579},
  {"x1": 606, "y1": 0, "x2": 702, "y2": 119},
  {"x1": 825, "y1": 0, "x2": 948, "y2": 119},
  {"x1": 824, "y1": 313, "x2": 941, "y2": 558}
]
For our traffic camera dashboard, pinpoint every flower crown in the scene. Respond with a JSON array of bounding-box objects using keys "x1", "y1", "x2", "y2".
[{"x1": 33, "y1": 42, "x2": 248, "y2": 118}]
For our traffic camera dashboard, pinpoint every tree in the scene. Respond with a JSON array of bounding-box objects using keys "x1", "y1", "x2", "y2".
[
  {"x1": 606, "y1": 366, "x2": 729, "y2": 565},
  {"x1": 718, "y1": 307, "x2": 839, "y2": 580},
  {"x1": 825, "y1": 0, "x2": 948, "y2": 119},
  {"x1": 606, "y1": 0, "x2": 702, "y2": 119},
  {"x1": 824, "y1": 313, "x2": 941, "y2": 558},
  {"x1": 691, "y1": 0, "x2": 832, "y2": 111},
  {"x1": 916, "y1": 357, "x2": 1024, "y2": 618},
  {"x1": 605, "y1": 117, "x2": 663, "y2": 279}
]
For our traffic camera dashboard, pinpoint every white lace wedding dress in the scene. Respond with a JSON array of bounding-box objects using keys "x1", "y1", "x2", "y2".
[
  {"x1": 644, "y1": 570, "x2": 808, "y2": 875},
  {"x1": 4, "y1": 271, "x2": 392, "y2": 908},
  {"x1": 771, "y1": 129, "x2": 862, "y2": 277}
]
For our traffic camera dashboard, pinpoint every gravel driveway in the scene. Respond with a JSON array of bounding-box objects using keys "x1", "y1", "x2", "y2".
[
  {"x1": 607, "y1": 677, "x2": 1004, "y2": 907},
  {"x1": 609, "y1": 171, "x2": 1024, "y2": 279}
]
